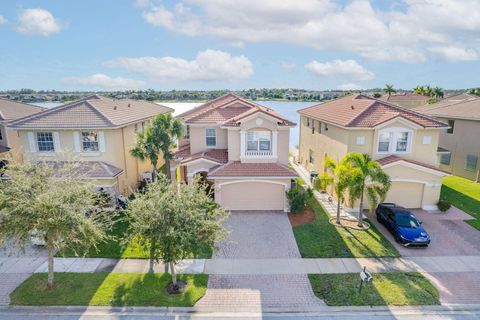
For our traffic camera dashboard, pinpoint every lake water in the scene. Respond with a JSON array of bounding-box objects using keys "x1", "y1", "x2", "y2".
[{"x1": 32, "y1": 100, "x2": 319, "y2": 150}]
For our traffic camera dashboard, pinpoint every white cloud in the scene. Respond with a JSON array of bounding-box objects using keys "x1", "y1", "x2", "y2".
[
  {"x1": 306, "y1": 59, "x2": 374, "y2": 81},
  {"x1": 62, "y1": 74, "x2": 146, "y2": 90},
  {"x1": 16, "y1": 8, "x2": 61, "y2": 36},
  {"x1": 429, "y1": 46, "x2": 478, "y2": 62},
  {"x1": 138, "y1": 0, "x2": 480, "y2": 63},
  {"x1": 104, "y1": 49, "x2": 254, "y2": 83},
  {"x1": 0, "y1": 15, "x2": 7, "y2": 25},
  {"x1": 337, "y1": 83, "x2": 365, "y2": 90}
]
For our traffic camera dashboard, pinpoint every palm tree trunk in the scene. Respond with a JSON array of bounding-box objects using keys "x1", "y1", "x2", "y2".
[
  {"x1": 47, "y1": 238, "x2": 54, "y2": 289},
  {"x1": 336, "y1": 198, "x2": 341, "y2": 224},
  {"x1": 148, "y1": 240, "x2": 156, "y2": 274},
  {"x1": 358, "y1": 185, "x2": 365, "y2": 227},
  {"x1": 165, "y1": 157, "x2": 171, "y2": 180},
  {"x1": 151, "y1": 161, "x2": 158, "y2": 182},
  {"x1": 169, "y1": 262, "x2": 177, "y2": 285}
]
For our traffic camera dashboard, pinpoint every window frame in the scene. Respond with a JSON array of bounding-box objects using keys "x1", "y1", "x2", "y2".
[
  {"x1": 440, "y1": 153, "x2": 451, "y2": 165},
  {"x1": 376, "y1": 128, "x2": 413, "y2": 154},
  {"x1": 465, "y1": 154, "x2": 478, "y2": 172},
  {"x1": 205, "y1": 128, "x2": 217, "y2": 147},
  {"x1": 36, "y1": 131, "x2": 55, "y2": 152},
  {"x1": 81, "y1": 131, "x2": 99, "y2": 152},
  {"x1": 356, "y1": 136, "x2": 365, "y2": 145},
  {"x1": 247, "y1": 130, "x2": 271, "y2": 151}
]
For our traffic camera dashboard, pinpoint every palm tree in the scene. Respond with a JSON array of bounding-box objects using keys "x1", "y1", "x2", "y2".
[
  {"x1": 321, "y1": 157, "x2": 351, "y2": 224},
  {"x1": 384, "y1": 84, "x2": 396, "y2": 97},
  {"x1": 413, "y1": 85, "x2": 424, "y2": 95},
  {"x1": 131, "y1": 113, "x2": 184, "y2": 180},
  {"x1": 432, "y1": 87, "x2": 444, "y2": 99},
  {"x1": 343, "y1": 153, "x2": 391, "y2": 227}
]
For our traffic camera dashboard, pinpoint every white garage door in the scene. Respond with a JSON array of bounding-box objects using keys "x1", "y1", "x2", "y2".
[
  {"x1": 219, "y1": 181, "x2": 285, "y2": 211},
  {"x1": 384, "y1": 182, "x2": 424, "y2": 208}
]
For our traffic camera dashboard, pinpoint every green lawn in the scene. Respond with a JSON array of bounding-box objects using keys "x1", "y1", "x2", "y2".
[
  {"x1": 441, "y1": 176, "x2": 480, "y2": 230},
  {"x1": 293, "y1": 193, "x2": 400, "y2": 258},
  {"x1": 59, "y1": 214, "x2": 212, "y2": 259},
  {"x1": 10, "y1": 273, "x2": 208, "y2": 307},
  {"x1": 309, "y1": 273, "x2": 439, "y2": 306}
]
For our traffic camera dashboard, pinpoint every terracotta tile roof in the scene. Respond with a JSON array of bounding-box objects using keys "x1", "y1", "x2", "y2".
[
  {"x1": 298, "y1": 94, "x2": 447, "y2": 128},
  {"x1": 208, "y1": 161, "x2": 298, "y2": 178},
  {"x1": 174, "y1": 142, "x2": 192, "y2": 158},
  {"x1": 376, "y1": 155, "x2": 450, "y2": 174},
  {"x1": 179, "y1": 93, "x2": 296, "y2": 127},
  {"x1": 0, "y1": 98, "x2": 45, "y2": 121},
  {"x1": 379, "y1": 93, "x2": 431, "y2": 102},
  {"x1": 180, "y1": 148, "x2": 228, "y2": 165},
  {"x1": 9, "y1": 95, "x2": 174, "y2": 129},
  {"x1": 44, "y1": 160, "x2": 123, "y2": 178},
  {"x1": 414, "y1": 94, "x2": 480, "y2": 121}
]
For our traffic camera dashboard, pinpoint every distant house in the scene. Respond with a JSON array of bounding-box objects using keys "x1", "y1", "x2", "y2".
[
  {"x1": 9, "y1": 95, "x2": 173, "y2": 195},
  {"x1": 0, "y1": 98, "x2": 45, "y2": 162},
  {"x1": 379, "y1": 93, "x2": 431, "y2": 109},
  {"x1": 172, "y1": 94, "x2": 297, "y2": 212},
  {"x1": 298, "y1": 94, "x2": 449, "y2": 211},
  {"x1": 415, "y1": 93, "x2": 480, "y2": 181}
]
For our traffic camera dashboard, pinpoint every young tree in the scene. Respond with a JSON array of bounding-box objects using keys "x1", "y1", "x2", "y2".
[
  {"x1": 384, "y1": 84, "x2": 396, "y2": 97},
  {"x1": 318, "y1": 157, "x2": 350, "y2": 224},
  {"x1": 0, "y1": 161, "x2": 112, "y2": 289},
  {"x1": 125, "y1": 176, "x2": 228, "y2": 291},
  {"x1": 342, "y1": 153, "x2": 391, "y2": 227},
  {"x1": 130, "y1": 113, "x2": 184, "y2": 181}
]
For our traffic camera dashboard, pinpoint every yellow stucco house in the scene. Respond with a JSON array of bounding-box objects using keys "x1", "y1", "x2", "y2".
[
  {"x1": 298, "y1": 94, "x2": 450, "y2": 211},
  {"x1": 8, "y1": 95, "x2": 173, "y2": 195},
  {"x1": 172, "y1": 94, "x2": 297, "y2": 212},
  {"x1": 0, "y1": 98, "x2": 45, "y2": 162}
]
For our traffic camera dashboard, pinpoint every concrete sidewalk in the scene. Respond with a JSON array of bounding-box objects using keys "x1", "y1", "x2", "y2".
[{"x1": 1, "y1": 255, "x2": 477, "y2": 275}]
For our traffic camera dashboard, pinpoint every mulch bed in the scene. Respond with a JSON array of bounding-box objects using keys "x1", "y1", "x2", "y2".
[
  {"x1": 289, "y1": 207, "x2": 315, "y2": 227},
  {"x1": 328, "y1": 217, "x2": 370, "y2": 230}
]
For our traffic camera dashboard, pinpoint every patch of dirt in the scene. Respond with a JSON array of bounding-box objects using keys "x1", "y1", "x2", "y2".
[
  {"x1": 166, "y1": 280, "x2": 187, "y2": 294},
  {"x1": 329, "y1": 217, "x2": 370, "y2": 230},
  {"x1": 289, "y1": 207, "x2": 315, "y2": 227}
]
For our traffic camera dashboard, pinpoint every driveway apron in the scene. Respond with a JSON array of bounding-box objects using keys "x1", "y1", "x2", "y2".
[{"x1": 197, "y1": 211, "x2": 323, "y2": 308}]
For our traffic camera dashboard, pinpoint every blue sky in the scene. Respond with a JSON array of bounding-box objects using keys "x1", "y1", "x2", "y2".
[{"x1": 0, "y1": 0, "x2": 479, "y2": 91}]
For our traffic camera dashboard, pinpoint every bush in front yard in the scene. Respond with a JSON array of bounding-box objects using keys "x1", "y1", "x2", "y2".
[
  {"x1": 437, "y1": 200, "x2": 451, "y2": 212},
  {"x1": 287, "y1": 187, "x2": 307, "y2": 213}
]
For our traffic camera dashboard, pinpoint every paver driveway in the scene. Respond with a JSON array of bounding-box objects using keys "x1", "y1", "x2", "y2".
[
  {"x1": 366, "y1": 208, "x2": 480, "y2": 256},
  {"x1": 197, "y1": 211, "x2": 323, "y2": 308}
]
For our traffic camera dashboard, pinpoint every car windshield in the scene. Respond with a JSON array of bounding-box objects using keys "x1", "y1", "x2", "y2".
[{"x1": 395, "y1": 215, "x2": 421, "y2": 228}]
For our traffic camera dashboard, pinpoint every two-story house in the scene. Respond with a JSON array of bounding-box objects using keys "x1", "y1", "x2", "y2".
[
  {"x1": 172, "y1": 94, "x2": 297, "y2": 212},
  {"x1": 8, "y1": 95, "x2": 173, "y2": 195},
  {"x1": 0, "y1": 98, "x2": 45, "y2": 162},
  {"x1": 298, "y1": 94, "x2": 449, "y2": 211},
  {"x1": 414, "y1": 93, "x2": 480, "y2": 182}
]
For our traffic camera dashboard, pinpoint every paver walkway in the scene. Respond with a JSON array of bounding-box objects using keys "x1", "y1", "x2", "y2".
[{"x1": 196, "y1": 211, "x2": 323, "y2": 308}]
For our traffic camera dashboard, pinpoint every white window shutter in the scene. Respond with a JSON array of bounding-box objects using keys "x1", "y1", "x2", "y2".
[
  {"x1": 98, "y1": 131, "x2": 106, "y2": 152},
  {"x1": 27, "y1": 132, "x2": 36, "y2": 152},
  {"x1": 53, "y1": 132, "x2": 60, "y2": 151},
  {"x1": 73, "y1": 131, "x2": 81, "y2": 152}
]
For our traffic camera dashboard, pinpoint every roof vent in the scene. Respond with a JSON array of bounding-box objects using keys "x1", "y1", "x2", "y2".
[
  {"x1": 351, "y1": 105, "x2": 355, "y2": 110},
  {"x1": 113, "y1": 106, "x2": 117, "y2": 110},
  {"x1": 128, "y1": 103, "x2": 131, "y2": 108}
]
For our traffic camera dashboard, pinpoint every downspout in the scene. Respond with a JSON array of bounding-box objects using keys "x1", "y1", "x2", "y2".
[{"x1": 121, "y1": 127, "x2": 129, "y2": 192}]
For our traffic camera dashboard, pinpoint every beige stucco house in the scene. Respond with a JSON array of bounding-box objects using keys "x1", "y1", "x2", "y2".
[
  {"x1": 8, "y1": 95, "x2": 173, "y2": 195},
  {"x1": 298, "y1": 94, "x2": 450, "y2": 211},
  {"x1": 0, "y1": 98, "x2": 45, "y2": 162},
  {"x1": 414, "y1": 93, "x2": 480, "y2": 181},
  {"x1": 172, "y1": 94, "x2": 297, "y2": 212}
]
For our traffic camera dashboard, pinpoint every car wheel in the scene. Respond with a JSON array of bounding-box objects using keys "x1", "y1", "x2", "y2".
[
  {"x1": 376, "y1": 213, "x2": 382, "y2": 223},
  {"x1": 394, "y1": 234, "x2": 403, "y2": 244}
]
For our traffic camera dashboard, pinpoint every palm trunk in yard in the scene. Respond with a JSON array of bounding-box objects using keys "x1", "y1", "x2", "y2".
[
  {"x1": 358, "y1": 185, "x2": 365, "y2": 227},
  {"x1": 165, "y1": 158, "x2": 171, "y2": 180},
  {"x1": 47, "y1": 238, "x2": 54, "y2": 289},
  {"x1": 336, "y1": 197, "x2": 341, "y2": 224},
  {"x1": 169, "y1": 261, "x2": 177, "y2": 285}
]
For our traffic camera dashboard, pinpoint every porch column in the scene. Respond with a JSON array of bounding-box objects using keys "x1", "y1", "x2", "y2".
[
  {"x1": 240, "y1": 130, "x2": 246, "y2": 158},
  {"x1": 272, "y1": 130, "x2": 278, "y2": 157}
]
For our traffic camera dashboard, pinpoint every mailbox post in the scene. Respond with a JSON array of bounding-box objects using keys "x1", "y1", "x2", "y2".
[{"x1": 359, "y1": 266, "x2": 373, "y2": 293}]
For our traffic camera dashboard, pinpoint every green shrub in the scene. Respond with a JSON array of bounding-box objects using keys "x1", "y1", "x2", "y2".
[
  {"x1": 286, "y1": 187, "x2": 307, "y2": 213},
  {"x1": 437, "y1": 200, "x2": 451, "y2": 212}
]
